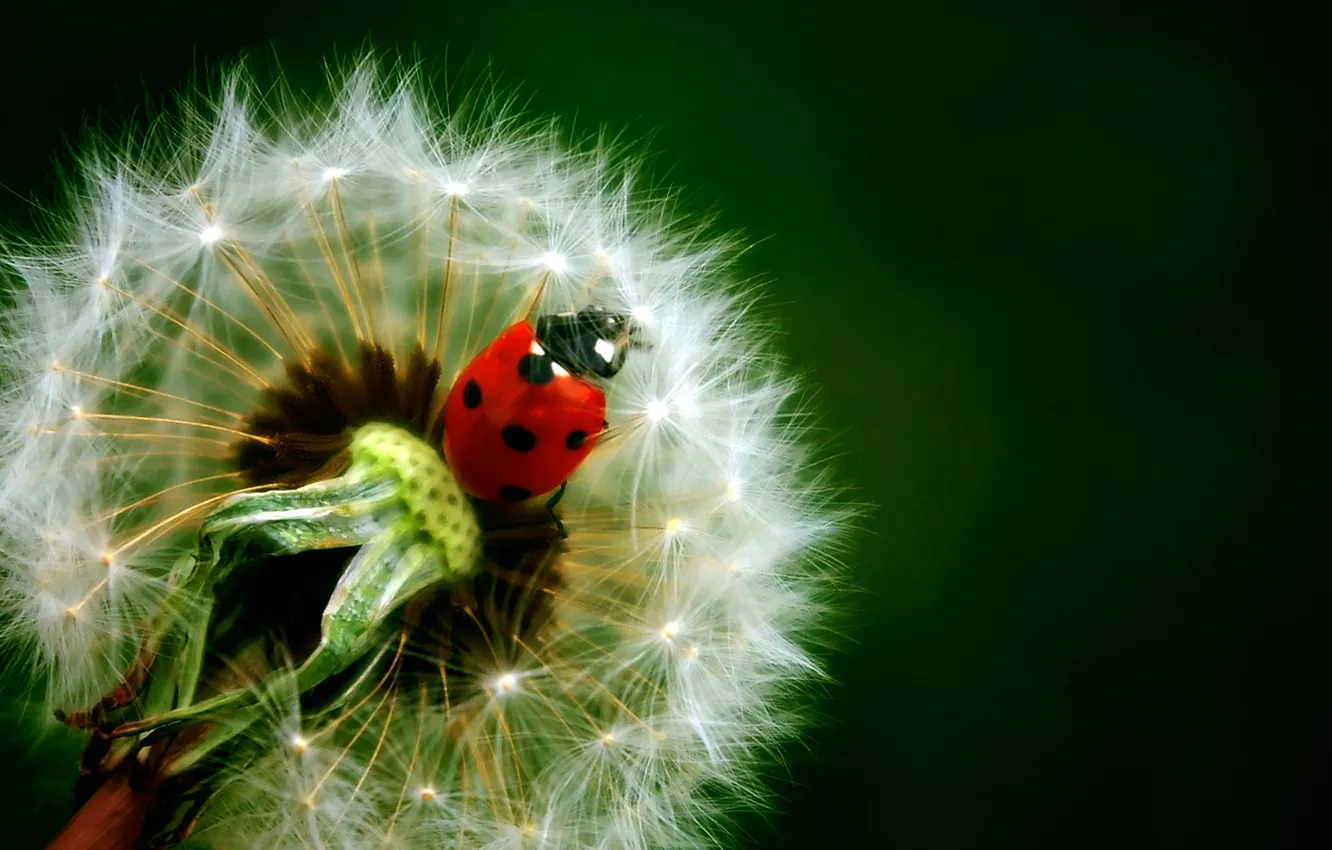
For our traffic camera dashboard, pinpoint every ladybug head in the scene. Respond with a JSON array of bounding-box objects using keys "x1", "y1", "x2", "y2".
[{"x1": 534, "y1": 308, "x2": 641, "y2": 380}]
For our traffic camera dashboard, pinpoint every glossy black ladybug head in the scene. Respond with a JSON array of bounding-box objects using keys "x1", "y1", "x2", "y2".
[{"x1": 534, "y1": 308, "x2": 638, "y2": 379}]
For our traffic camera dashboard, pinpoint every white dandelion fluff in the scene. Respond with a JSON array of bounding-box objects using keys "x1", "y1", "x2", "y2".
[{"x1": 0, "y1": 57, "x2": 844, "y2": 848}]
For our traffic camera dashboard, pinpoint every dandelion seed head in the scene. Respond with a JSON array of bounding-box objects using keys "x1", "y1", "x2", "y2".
[{"x1": 0, "y1": 55, "x2": 847, "y2": 849}]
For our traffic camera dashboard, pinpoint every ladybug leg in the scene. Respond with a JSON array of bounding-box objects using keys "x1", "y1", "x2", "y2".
[{"x1": 544, "y1": 482, "x2": 568, "y2": 539}]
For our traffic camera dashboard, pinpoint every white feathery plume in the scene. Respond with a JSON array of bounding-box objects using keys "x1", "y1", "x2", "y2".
[{"x1": 0, "y1": 56, "x2": 845, "y2": 848}]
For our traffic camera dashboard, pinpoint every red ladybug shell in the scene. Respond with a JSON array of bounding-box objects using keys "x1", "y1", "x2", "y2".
[{"x1": 443, "y1": 321, "x2": 606, "y2": 502}]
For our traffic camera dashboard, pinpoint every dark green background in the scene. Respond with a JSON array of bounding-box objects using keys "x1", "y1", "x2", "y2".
[{"x1": 0, "y1": 0, "x2": 1322, "y2": 847}]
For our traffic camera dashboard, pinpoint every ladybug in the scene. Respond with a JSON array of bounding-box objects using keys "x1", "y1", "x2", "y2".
[{"x1": 443, "y1": 308, "x2": 636, "y2": 504}]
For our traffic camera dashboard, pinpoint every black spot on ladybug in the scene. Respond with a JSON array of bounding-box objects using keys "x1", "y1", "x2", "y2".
[
  {"x1": 601, "y1": 419, "x2": 609, "y2": 431},
  {"x1": 566, "y1": 430, "x2": 587, "y2": 450},
  {"x1": 498, "y1": 485, "x2": 532, "y2": 502},
  {"x1": 517, "y1": 354, "x2": 554, "y2": 385},
  {"x1": 502, "y1": 424, "x2": 537, "y2": 452},
  {"x1": 462, "y1": 379, "x2": 482, "y2": 409}
]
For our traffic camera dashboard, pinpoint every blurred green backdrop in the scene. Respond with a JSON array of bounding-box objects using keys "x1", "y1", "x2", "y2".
[{"x1": 0, "y1": 0, "x2": 1321, "y2": 847}]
